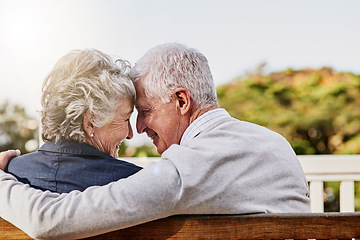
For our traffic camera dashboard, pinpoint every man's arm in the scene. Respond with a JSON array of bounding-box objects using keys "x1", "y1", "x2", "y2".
[
  {"x1": 0, "y1": 160, "x2": 180, "y2": 239},
  {"x1": 0, "y1": 149, "x2": 20, "y2": 170}
]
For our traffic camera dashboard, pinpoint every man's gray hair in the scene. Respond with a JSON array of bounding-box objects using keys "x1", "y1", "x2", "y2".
[
  {"x1": 41, "y1": 49, "x2": 135, "y2": 142},
  {"x1": 130, "y1": 43, "x2": 218, "y2": 109}
]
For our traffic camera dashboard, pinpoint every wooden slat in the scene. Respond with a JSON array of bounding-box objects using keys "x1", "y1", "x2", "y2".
[
  {"x1": 86, "y1": 213, "x2": 360, "y2": 240},
  {"x1": 2, "y1": 213, "x2": 360, "y2": 240},
  {"x1": 0, "y1": 218, "x2": 32, "y2": 239}
]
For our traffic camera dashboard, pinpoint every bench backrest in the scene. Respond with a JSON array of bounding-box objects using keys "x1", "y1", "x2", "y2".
[{"x1": 2, "y1": 213, "x2": 360, "y2": 239}]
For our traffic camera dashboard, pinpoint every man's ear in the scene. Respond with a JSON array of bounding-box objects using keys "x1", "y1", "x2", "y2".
[
  {"x1": 173, "y1": 88, "x2": 191, "y2": 115},
  {"x1": 83, "y1": 111, "x2": 94, "y2": 137}
]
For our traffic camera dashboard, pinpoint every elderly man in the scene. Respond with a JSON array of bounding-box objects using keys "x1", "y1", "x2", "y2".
[{"x1": 0, "y1": 43, "x2": 310, "y2": 239}]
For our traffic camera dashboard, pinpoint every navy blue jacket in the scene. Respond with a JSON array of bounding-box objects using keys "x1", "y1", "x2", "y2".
[{"x1": 5, "y1": 138, "x2": 142, "y2": 193}]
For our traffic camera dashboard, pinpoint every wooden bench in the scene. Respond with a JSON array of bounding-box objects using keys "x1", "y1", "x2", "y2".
[{"x1": 1, "y1": 212, "x2": 360, "y2": 239}]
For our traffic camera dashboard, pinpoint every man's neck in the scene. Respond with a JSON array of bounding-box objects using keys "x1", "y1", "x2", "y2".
[{"x1": 189, "y1": 105, "x2": 218, "y2": 125}]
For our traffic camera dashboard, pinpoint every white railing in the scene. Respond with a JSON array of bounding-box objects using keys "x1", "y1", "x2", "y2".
[
  {"x1": 298, "y1": 155, "x2": 360, "y2": 213},
  {"x1": 125, "y1": 155, "x2": 360, "y2": 213}
]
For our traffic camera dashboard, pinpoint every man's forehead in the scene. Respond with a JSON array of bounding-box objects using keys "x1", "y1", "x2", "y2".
[
  {"x1": 135, "y1": 97, "x2": 149, "y2": 110},
  {"x1": 134, "y1": 81, "x2": 163, "y2": 110},
  {"x1": 134, "y1": 81, "x2": 146, "y2": 105},
  {"x1": 135, "y1": 94, "x2": 147, "y2": 108},
  {"x1": 135, "y1": 95, "x2": 161, "y2": 111}
]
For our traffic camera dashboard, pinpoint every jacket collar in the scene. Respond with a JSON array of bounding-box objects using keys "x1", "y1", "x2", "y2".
[{"x1": 39, "y1": 138, "x2": 115, "y2": 159}]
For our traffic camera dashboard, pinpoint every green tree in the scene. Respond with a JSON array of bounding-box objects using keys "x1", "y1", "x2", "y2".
[
  {"x1": 118, "y1": 141, "x2": 159, "y2": 158},
  {"x1": 217, "y1": 67, "x2": 360, "y2": 155},
  {"x1": 0, "y1": 101, "x2": 39, "y2": 154}
]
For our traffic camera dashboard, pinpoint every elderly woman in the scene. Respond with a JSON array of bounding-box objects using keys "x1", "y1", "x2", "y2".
[{"x1": 5, "y1": 49, "x2": 142, "y2": 193}]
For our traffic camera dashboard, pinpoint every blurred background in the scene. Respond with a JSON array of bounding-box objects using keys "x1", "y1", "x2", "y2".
[{"x1": 1, "y1": 0, "x2": 359, "y2": 211}]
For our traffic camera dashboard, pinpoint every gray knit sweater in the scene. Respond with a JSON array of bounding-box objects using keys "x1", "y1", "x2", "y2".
[{"x1": 0, "y1": 109, "x2": 310, "y2": 239}]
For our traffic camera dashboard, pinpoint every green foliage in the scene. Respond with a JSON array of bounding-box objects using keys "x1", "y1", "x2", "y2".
[
  {"x1": 324, "y1": 181, "x2": 340, "y2": 212},
  {"x1": 0, "y1": 102, "x2": 39, "y2": 153},
  {"x1": 356, "y1": 181, "x2": 360, "y2": 212},
  {"x1": 118, "y1": 141, "x2": 160, "y2": 158},
  {"x1": 217, "y1": 67, "x2": 360, "y2": 154}
]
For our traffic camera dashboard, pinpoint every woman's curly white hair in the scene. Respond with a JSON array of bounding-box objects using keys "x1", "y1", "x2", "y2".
[{"x1": 41, "y1": 49, "x2": 135, "y2": 143}]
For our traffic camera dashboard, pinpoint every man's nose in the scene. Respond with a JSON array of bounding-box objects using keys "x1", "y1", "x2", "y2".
[
  {"x1": 136, "y1": 113, "x2": 146, "y2": 134},
  {"x1": 126, "y1": 121, "x2": 133, "y2": 140}
]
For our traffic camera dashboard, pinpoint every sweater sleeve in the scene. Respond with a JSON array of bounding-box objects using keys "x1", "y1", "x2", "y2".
[{"x1": 0, "y1": 160, "x2": 181, "y2": 240}]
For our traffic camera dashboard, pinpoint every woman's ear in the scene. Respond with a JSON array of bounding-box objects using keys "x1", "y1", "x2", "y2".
[
  {"x1": 174, "y1": 88, "x2": 191, "y2": 115},
  {"x1": 83, "y1": 111, "x2": 94, "y2": 137}
]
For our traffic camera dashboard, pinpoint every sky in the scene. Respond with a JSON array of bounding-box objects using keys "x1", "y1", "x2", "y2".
[{"x1": 0, "y1": 0, "x2": 359, "y2": 145}]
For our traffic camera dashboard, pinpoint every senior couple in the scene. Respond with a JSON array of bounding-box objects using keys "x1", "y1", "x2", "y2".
[{"x1": 0, "y1": 43, "x2": 310, "y2": 239}]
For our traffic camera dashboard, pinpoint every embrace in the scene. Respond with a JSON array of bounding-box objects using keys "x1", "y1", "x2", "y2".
[{"x1": 0, "y1": 43, "x2": 310, "y2": 239}]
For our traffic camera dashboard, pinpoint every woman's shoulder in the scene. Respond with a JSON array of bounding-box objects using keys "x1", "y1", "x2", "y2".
[{"x1": 5, "y1": 150, "x2": 53, "y2": 172}]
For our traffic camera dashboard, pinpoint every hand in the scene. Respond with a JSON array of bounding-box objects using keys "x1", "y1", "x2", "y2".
[{"x1": 0, "y1": 149, "x2": 21, "y2": 171}]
